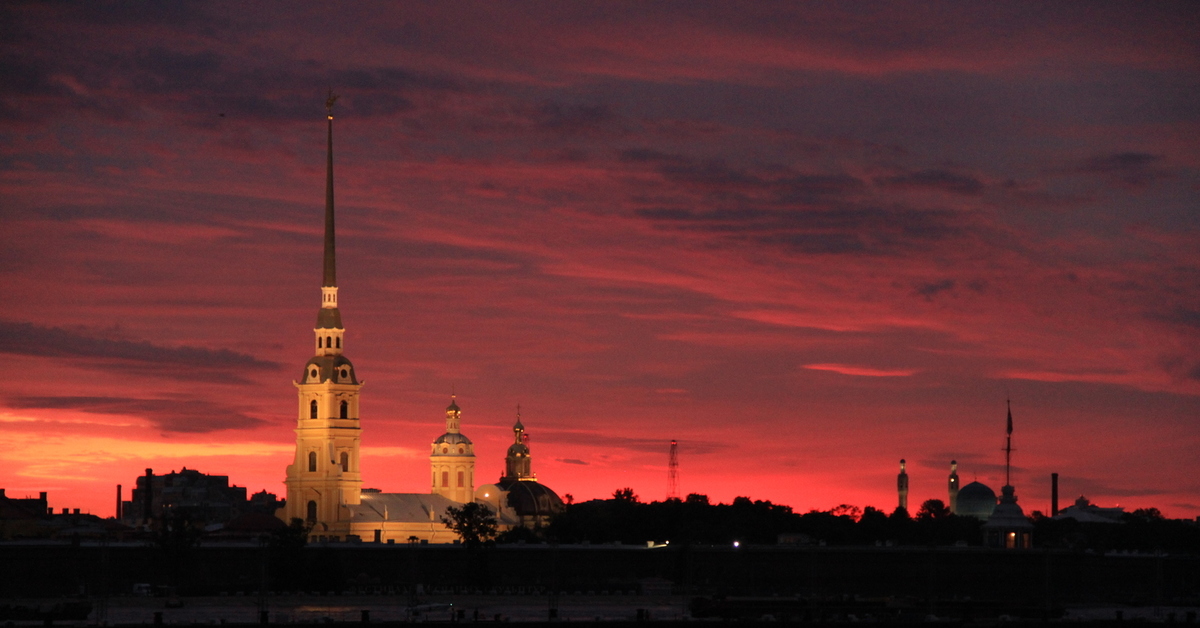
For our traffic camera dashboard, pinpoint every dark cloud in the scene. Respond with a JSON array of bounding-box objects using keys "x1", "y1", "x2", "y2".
[
  {"x1": 0, "y1": 320, "x2": 281, "y2": 381},
  {"x1": 877, "y1": 169, "x2": 984, "y2": 195},
  {"x1": 556, "y1": 458, "x2": 588, "y2": 465},
  {"x1": 635, "y1": 203, "x2": 965, "y2": 256},
  {"x1": 534, "y1": 100, "x2": 614, "y2": 133},
  {"x1": 1151, "y1": 307, "x2": 1200, "y2": 329},
  {"x1": 914, "y1": 279, "x2": 956, "y2": 300},
  {"x1": 1078, "y1": 152, "x2": 1171, "y2": 188},
  {"x1": 6, "y1": 395, "x2": 265, "y2": 433}
]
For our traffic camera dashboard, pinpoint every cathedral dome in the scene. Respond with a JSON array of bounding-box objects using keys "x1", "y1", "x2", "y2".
[
  {"x1": 507, "y1": 442, "x2": 530, "y2": 457},
  {"x1": 956, "y1": 481, "x2": 998, "y2": 520},
  {"x1": 301, "y1": 355, "x2": 357, "y2": 384},
  {"x1": 433, "y1": 432, "x2": 473, "y2": 447},
  {"x1": 497, "y1": 478, "x2": 564, "y2": 519}
]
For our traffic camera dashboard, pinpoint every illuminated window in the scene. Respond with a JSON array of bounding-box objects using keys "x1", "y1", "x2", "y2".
[
  {"x1": 308, "y1": 451, "x2": 317, "y2": 472},
  {"x1": 306, "y1": 500, "x2": 317, "y2": 522},
  {"x1": 442, "y1": 471, "x2": 449, "y2": 487},
  {"x1": 310, "y1": 400, "x2": 318, "y2": 419},
  {"x1": 340, "y1": 400, "x2": 348, "y2": 419},
  {"x1": 340, "y1": 452, "x2": 349, "y2": 472}
]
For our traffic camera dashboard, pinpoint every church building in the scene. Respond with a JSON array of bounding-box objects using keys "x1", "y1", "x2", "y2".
[{"x1": 279, "y1": 95, "x2": 563, "y2": 543}]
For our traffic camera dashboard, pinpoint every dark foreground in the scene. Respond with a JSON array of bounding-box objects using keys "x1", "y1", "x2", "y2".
[
  {"x1": 2, "y1": 594, "x2": 1199, "y2": 626},
  {"x1": 2, "y1": 542, "x2": 1198, "y2": 625}
]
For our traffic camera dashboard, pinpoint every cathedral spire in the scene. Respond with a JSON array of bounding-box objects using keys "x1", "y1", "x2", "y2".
[
  {"x1": 323, "y1": 89, "x2": 338, "y2": 289},
  {"x1": 315, "y1": 91, "x2": 344, "y2": 350}
]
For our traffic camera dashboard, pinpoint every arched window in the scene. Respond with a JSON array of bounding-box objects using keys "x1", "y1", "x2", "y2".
[
  {"x1": 306, "y1": 500, "x2": 317, "y2": 522},
  {"x1": 441, "y1": 471, "x2": 449, "y2": 487},
  {"x1": 336, "y1": 337, "x2": 341, "y2": 348},
  {"x1": 340, "y1": 451, "x2": 349, "y2": 472},
  {"x1": 457, "y1": 471, "x2": 464, "y2": 488},
  {"x1": 310, "y1": 400, "x2": 318, "y2": 419},
  {"x1": 339, "y1": 400, "x2": 348, "y2": 419},
  {"x1": 326, "y1": 336, "x2": 332, "y2": 348},
  {"x1": 308, "y1": 451, "x2": 317, "y2": 472}
]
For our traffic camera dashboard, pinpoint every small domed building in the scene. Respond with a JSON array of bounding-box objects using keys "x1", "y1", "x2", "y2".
[
  {"x1": 431, "y1": 397, "x2": 476, "y2": 504},
  {"x1": 476, "y1": 412, "x2": 565, "y2": 529}
]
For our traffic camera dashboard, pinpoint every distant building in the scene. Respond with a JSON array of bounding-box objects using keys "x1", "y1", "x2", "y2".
[
  {"x1": 1053, "y1": 495, "x2": 1125, "y2": 524},
  {"x1": 122, "y1": 467, "x2": 279, "y2": 527},
  {"x1": 1, "y1": 489, "x2": 126, "y2": 540},
  {"x1": 477, "y1": 413, "x2": 565, "y2": 529}
]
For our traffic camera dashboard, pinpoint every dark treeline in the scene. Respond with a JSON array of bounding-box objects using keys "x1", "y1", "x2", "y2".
[{"x1": 531, "y1": 490, "x2": 1200, "y2": 553}]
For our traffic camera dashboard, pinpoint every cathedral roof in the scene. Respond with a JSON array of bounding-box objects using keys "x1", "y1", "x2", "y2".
[
  {"x1": 433, "y1": 432, "x2": 473, "y2": 447},
  {"x1": 349, "y1": 492, "x2": 463, "y2": 524},
  {"x1": 495, "y1": 478, "x2": 565, "y2": 518},
  {"x1": 507, "y1": 442, "x2": 530, "y2": 457},
  {"x1": 301, "y1": 354, "x2": 358, "y2": 384},
  {"x1": 316, "y1": 307, "x2": 342, "y2": 329}
]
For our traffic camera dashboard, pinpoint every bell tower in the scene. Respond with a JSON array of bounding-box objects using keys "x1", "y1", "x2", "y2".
[
  {"x1": 283, "y1": 92, "x2": 363, "y2": 532},
  {"x1": 504, "y1": 409, "x2": 532, "y2": 480},
  {"x1": 431, "y1": 396, "x2": 476, "y2": 503},
  {"x1": 897, "y1": 459, "x2": 909, "y2": 513}
]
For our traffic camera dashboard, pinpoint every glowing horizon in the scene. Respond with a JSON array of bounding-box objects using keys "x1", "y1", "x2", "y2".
[{"x1": 2, "y1": 3, "x2": 1198, "y2": 521}]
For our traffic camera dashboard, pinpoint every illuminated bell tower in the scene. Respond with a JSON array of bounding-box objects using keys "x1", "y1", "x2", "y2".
[
  {"x1": 897, "y1": 459, "x2": 909, "y2": 512},
  {"x1": 948, "y1": 460, "x2": 960, "y2": 514},
  {"x1": 504, "y1": 409, "x2": 532, "y2": 480},
  {"x1": 283, "y1": 92, "x2": 363, "y2": 531},
  {"x1": 431, "y1": 396, "x2": 475, "y2": 503}
]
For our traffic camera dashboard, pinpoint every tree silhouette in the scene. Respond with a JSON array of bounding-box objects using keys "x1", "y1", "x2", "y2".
[
  {"x1": 612, "y1": 487, "x2": 639, "y2": 503},
  {"x1": 441, "y1": 502, "x2": 498, "y2": 548},
  {"x1": 916, "y1": 499, "x2": 950, "y2": 520}
]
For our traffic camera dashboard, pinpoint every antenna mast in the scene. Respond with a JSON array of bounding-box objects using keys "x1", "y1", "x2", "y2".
[
  {"x1": 667, "y1": 440, "x2": 679, "y2": 500},
  {"x1": 1005, "y1": 399, "x2": 1014, "y2": 487}
]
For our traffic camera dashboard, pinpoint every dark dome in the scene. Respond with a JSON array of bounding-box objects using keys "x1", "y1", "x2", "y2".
[
  {"x1": 498, "y1": 478, "x2": 564, "y2": 519},
  {"x1": 957, "y1": 481, "x2": 998, "y2": 520},
  {"x1": 302, "y1": 355, "x2": 358, "y2": 384},
  {"x1": 433, "y1": 432, "x2": 472, "y2": 447},
  {"x1": 316, "y1": 307, "x2": 343, "y2": 329},
  {"x1": 507, "y1": 442, "x2": 530, "y2": 457}
]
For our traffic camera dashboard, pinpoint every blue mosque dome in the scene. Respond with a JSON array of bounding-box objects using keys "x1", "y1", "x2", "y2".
[{"x1": 956, "y1": 481, "x2": 997, "y2": 520}]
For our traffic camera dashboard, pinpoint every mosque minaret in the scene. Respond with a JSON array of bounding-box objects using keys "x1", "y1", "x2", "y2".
[
  {"x1": 948, "y1": 459, "x2": 960, "y2": 514},
  {"x1": 283, "y1": 92, "x2": 363, "y2": 530}
]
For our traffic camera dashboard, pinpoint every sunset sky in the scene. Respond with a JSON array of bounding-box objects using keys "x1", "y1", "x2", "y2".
[{"x1": 3, "y1": 2, "x2": 1199, "y2": 521}]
